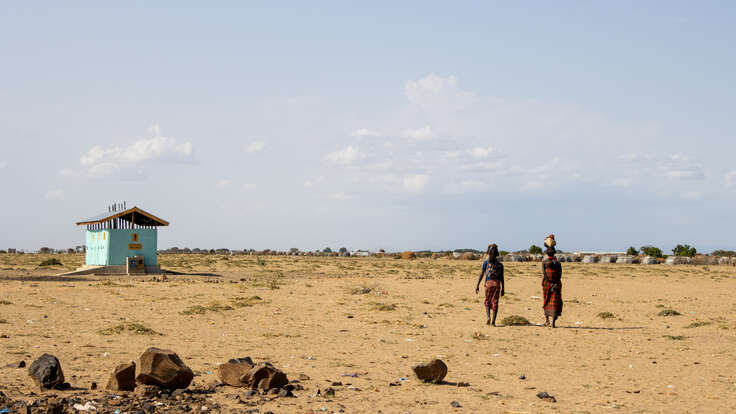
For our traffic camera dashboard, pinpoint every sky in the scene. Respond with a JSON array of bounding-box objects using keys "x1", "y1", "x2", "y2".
[{"x1": 1, "y1": 1, "x2": 735, "y2": 253}]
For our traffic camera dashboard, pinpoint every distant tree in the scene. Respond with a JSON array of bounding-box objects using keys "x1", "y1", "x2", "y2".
[
  {"x1": 712, "y1": 250, "x2": 736, "y2": 257},
  {"x1": 499, "y1": 250, "x2": 509, "y2": 256},
  {"x1": 672, "y1": 244, "x2": 697, "y2": 257},
  {"x1": 529, "y1": 245, "x2": 543, "y2": 255},
  {"x1": 339, "y1": 247, "x2": 348, "y2": 253},
  {"x1": 640, "y1": 246, "x2": 664, "y2": 258},
  {"x1": 626, "y1": 246, "x2": 639, "y2": 256},
  {"x1": 379, "y1": 249, "x2": 386, "y2": 253},
  {"x1": 323, "y1": 247, "x2": 332, "y2": 253},
  {"x1": 39, "y1": 247, "x2": 53, "y2": 254},
  {"x1": 66, "y1": 248, "x2": 75, "y2": 254}
]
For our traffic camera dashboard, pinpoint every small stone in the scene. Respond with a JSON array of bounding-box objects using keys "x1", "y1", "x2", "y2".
[
  {"x1": 331, "y1": 381, "x2": 343, "y2": 386},
  {"x1": 456, "y1": 382, "x2": 470, "y2": 387},
  {"x1": 412, "y1": 358, "x2": 447, "y2": 383},
  {"x1": 241, "y1": 362, "x2": 288, "y2": 390},
  {"x1": 90, "y1": 381, "x2": 97, "y2": 390},
  {"x1": 106, "y1": 361, "x2": 136, "y2": 391},
  {"x1": 519, "y1": 374, "x2": 526, "y2": 380},
  {"x1": 28, "y1": 353, "x2": 65, "y2": 390},
  {"x1": 243, "y1": 389, "x2": 258, "y2": 398},
  {"x1": 136, "y1": 347, "x2": 193, "y2": 389},
  {"x1": 5, "y1": 360, "x2": 25, "y2": 369},
  {"x1": 217, "y1": 357, "x2": 255, "y2": 387},
  {"x1": 298, "y1": 373, "x2": 310, "y2": 381},
  {"x1": 451, "y1": 401, "x2": 462, "y2": 408},
  {"x1": 536, "y1": 391, "x2": 557, "y2": 402},
  {"x1": 277, "y1": 388, "x2": 294, "y2": 398}
]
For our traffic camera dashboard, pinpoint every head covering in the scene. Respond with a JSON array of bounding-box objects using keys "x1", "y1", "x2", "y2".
[
  {"x1": 544, "y1": 234, "x2": 556, "y2": 248},
  {"x1": 545, "y1": 246, "x2": 557, "y2": 257}
]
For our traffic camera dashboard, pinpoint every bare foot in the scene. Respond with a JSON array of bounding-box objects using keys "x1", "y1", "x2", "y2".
[
  {"x1": 491, "y1": 322, "x2": 496, "y2": 327},
  {"x1": 486, "y1": 318, "x2": 491, "y2": 325},
  {"x1": 543, "y1": 321, "x2": 550, "y2": 327}
]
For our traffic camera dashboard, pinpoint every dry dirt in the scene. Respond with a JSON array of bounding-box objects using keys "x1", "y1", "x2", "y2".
[{"x1": 1, "y1": 253, "x2": 735, "y2": 413}]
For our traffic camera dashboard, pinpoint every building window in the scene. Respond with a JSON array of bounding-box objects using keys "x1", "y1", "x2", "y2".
[{"x1": 131, "y1": 233, "x2": 139, "y2": 242}]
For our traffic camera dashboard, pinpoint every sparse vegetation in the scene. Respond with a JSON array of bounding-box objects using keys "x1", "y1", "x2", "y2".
[
  {"x1": 685, "y1": 321, "x2": 712, "y2": 328},
  {"x1": 502, "y1": 315, "x2": 530, "y2": 326},
  {"x1": 626, "y1": 246, "x2": 639, "y2": 256},
  {"x1": 658, "y1": 309, "x2": 681, "y2": 317},
  {"x1": 180, "y1": 302, "x2": 234, "y2": 315},
  {"x1": 529, "y1": 245, "x2": 542, "y2": 255},
  {"x1": 368, "y1": 302, "x2": 397, "y2": 311},
  {"x1": 641, "y1": 246, "x2": 664, "y2": 258},
  {"x1": 672, "y1": 244, "x2": 697, "y2": 257},
  {"x1": 663, "y1": 335, "x2": 685, "y2": 340},
  {"x1": 231, "y1": 295, "x2": 264, "y2": 307},
  {"x1": 598, "y1": 311, "x2": 616, "y2": 319},
  {"x1": 0, "y1": 300, "x2": 12, "y2": 305},
  {"x1": 39, "y1": 258, "x2": 63, "y2": 266},
  {"x1": 98, "y1": 322, "x2": 160, "y2": 336}
]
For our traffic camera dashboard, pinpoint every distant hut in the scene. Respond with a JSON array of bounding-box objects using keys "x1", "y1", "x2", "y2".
[
  {"x1": 665, "y1": 256, "x2": 693, "y2": 265},
  {"x1": 71, "y1": 203, "x2": 168, "y2": 274},
  {"x1": 616, "y1": 255, "x2": 635, "y2": 264},
  {"x1": 600, "y1": 255, "x2": 616, "y2": 264},
  {"x1": 640, "y1": 256, "x2": 658, "y2": 265},
  {"x1": 582, "y1": 255, "x2": 598, "y2": 264}
]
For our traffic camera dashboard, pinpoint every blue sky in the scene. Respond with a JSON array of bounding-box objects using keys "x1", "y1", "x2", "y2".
[{"x1": 1, "y1": 2, "x2": 734, "y2": 253}]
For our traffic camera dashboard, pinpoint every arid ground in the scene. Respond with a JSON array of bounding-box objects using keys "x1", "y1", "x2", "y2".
[{"x1": 1, "y1": 253, "x2": 735, "y2": 413}]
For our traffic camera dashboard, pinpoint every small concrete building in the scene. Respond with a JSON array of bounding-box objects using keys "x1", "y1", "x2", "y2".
[{"x1": 72, "y1": 204, "x2": 169, "y2": 274}]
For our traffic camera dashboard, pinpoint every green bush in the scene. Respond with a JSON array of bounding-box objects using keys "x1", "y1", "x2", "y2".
[
  {"x1": 626, "y1": 246, "x2": 639, "y2": 256},
  {"x1": 640, "y1": 246, "x2": 664, "y2": 258},
  {"x1": 529, "y1": 245, "x2": 543, "y2": 255},
  {"x1": 672, "y1": 244, "x2": 697, "y2": 257}
]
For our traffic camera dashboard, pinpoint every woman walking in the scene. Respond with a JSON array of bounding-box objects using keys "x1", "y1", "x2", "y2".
[
  {"x1": 475, "y1": 244, "x2": 505, "y2": 326},
  {"x1": 541, "y1": 235, "x2": 563, "y2": 327}
]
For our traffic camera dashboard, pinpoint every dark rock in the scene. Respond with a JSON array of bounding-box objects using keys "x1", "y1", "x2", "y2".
[
  {"x1": 5, "y1": 360, "x2": 25, "y2": 369},
  {"x1": 243, "y1": 389, "x2": 258, "y2": 398},
  {"x1": 28, "y1": 354, "x2": 65, "y2": 390},
  {"x1": 389, "y1": 381, "x2": 401, "y2": 387},
  {"x1": 412, "y1": 358, "x2": 447, "y2": 383},
  {"x1": 519, "y1": 374, "x2": 526, "y2": 380},
  {"x1": 218, "y1": 358, "x2": 255, "y2": 387},
  {"x1": 90, "y1": 381, "x2": 97, "y2": 390},
  {"x1": 136, "y1": 347, "x2": 193, "y2": 389},
  {"x1": 323, "y1": 387, "x2": 336, "y2": 397},
  {"x1": 451, "y1": 401, "x2": 462, "y2": 408},
  {"x1": 278, "y1": 388, "x2": 294, "y2": 398},
  {"x1": 457, "y1": 382, "x2": 470, "y2": 387},
  {"x1": 331, "y1": 381, "x2": 343, "y2": 386},
  {"x1": 134, "y1": 384, "x2": 160, "y2": 398},
  {"x1": 240, "y1": 362, "x2": 288, "y2": 390},
  {"x1": 536, "y1": 391, "x2": 557, "y2": 403},
  {"x1": 268, "y1": 388, "x2": 280, "y2": 395},
  {"x1": 106, "y1": 361, "x2": 136, "y2": 391}
]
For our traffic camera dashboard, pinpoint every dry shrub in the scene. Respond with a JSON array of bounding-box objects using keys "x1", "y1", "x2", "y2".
[
  {"x1": 598, "y1": 312, "x2": 616, "y2": 319},
  {"x1": 98, "y1": 322, "x2": 159, "y2": 336},
  {"x1": 39, "y1": 258, "x2": 62, "y2": 267},
  {"x1": 685, "y1": 321, "x2": 711, "y2": 328},
  {"x1": 401, "y1": 251, "x2": 416, "y2": 260},
  {"x1": 658, "y1": 309, "x2": 681, "y2": 317},
  {"x1": 502, "y1": 315, "x2": 530, "y2": 326}
]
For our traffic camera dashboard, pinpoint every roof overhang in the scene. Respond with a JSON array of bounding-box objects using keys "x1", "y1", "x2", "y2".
[{"x1": 76, "y1": 206, "x2": 169, "y2": 227}]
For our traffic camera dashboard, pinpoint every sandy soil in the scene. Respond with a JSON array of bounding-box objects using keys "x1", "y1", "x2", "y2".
[{"x1": 1, "y1": 253, "x2": 735, "y2": 413}]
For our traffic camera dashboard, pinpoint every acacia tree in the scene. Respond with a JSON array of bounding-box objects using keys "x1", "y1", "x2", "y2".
[
  {"x1": 626, "y1": 246, "x2": 639, "y2": 256},
  {"x1": 529, "y1": 245, "x2": 543, "y2": 255},
  {"x1": 672, "y1": 244, "x2": 697, "y2": 257},
  {"x1": 640, "y1": 246, "x2": 664, "y2": 258}
]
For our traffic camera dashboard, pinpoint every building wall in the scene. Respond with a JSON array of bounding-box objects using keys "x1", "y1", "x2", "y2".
[
  {"x1": 85, "y1": 230, "x2": 110, "y2": 265},
  {"x1": 85, "y1": 228, "x2": 158, "y2": 266},
  {"x1": 108, "y1": 229, "x2": 157, "y2": 265}
]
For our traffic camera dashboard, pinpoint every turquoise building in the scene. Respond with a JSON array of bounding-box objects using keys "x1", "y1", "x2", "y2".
[{"x1": 76, "y1": 205, "x2": 169, "y2": 268}]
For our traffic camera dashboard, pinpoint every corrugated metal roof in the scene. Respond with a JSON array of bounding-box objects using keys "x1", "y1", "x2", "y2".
[{"x1": 76, "y1": 206, "x2": 169, "y2": 226}]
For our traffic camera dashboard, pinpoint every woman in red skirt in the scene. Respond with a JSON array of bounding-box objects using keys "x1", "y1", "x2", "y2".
[
  {"x1": 541, "y1": 235, "x2": 563, "y2": 327},
  {"x1": 475, "y1": 244, "x2": 505, "y2": 326}
]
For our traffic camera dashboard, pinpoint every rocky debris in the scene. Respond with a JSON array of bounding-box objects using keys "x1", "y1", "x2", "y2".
[
  {"x1": 451, "y1": 401, "x2": 462, "y2": 408},
  {"x1": 456, "y1": 381, "x2": 470, "y2": 387},
  {"x1": 217, "y1": 357, "x2": 255, "y2": 387},
  {"x1": 537, "y1": 391, "x2": 557, "y2": 402},
  {"x1": 134, "y1": 383, "x2": 161, "y2": 398},
  {"x1": 323, "y1": 387, "x2": 336, "y2": 397},
  {"x1": 90, "y1": 382, "x2": 97, "y2": 390},
  {"x1": 298, "y1": 373, "x2": 310, "y2": 381},
  {"x1": 28, "y1": 353, "x2": 66, "y2": 390},
  {"x1": 240, "y1": 362, "x2": 288, "y2": 391},
  {"x1": 278, "y1": 388, "x2": 294, "y2": 398},
  {"x1": 412, "y1": 358, "x2": 448, "y2": 383},
  {"x1": 136, "y1": 347, "x2": 193, "y2": 389},
  {"x1": 106, "y1": 361, "x2": 137, "y2": 391},
  {"x1": 519, "y1": 374, "x2": 526, "y2": 380},
  {"x1": 4, "y1": 360, "x2": 25, "y2": 368}
]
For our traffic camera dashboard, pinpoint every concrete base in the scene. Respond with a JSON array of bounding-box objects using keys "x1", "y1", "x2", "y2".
[{"x1": 59, "y1": 265, "x2": 162, "y2": 276}]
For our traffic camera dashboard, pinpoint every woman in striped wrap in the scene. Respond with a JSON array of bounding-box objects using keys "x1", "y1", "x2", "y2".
[
  {"x1": 541, "y1": 235, "x2": 563, "y2": 327},
  {"x1": 475, "y1": 243, "x2": 504, "y2": 326}
]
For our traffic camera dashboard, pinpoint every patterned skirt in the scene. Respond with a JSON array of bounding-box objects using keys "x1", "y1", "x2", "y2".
[
  {"x1": 484, "y1": 279, "x2": 501, "y2": 311},
  {"x1": 542, "y1": 279, "x2": 563, "y2": 317}
]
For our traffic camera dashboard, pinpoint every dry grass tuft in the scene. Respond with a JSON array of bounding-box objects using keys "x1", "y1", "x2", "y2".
[
  {"x1": 368, "y1": 302, "x2": 397, "y2": 311},
  {"x1": 180, "y1": 302, "x2": 234, "y2": 315},
  {"x1": 658, "y1": 309, "x2": 681, "y2": 317},
  {"x1": 502, "y1": 315, "x2": 530, "y2": 326},
  {"x1": 685, "y1": 321, "x2": 711, "y2": 328},
  {"x1": 39, "y1": 258, "x2": 62, "y2": 267},
  {"x1": 98, "y1": 322, "x2": 160, "y2": 336},
  {"x1": 231, "y1": 296, "x2": 265, "y2": 308},
  {"x1": 598, "y1": 311, "x2": 616, "y2": 319}
]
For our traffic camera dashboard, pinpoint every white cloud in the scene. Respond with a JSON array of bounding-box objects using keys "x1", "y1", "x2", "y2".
[
  {"x1": 245, "y1": 141, "x2": 265, "y2": 154},
  {"x1": 403, "y1": 174, "x2": 428, "y2": 193},
  {"x1": 77, "y1": 124, "x2": 193, "y2": 178},
  {"x1": 469, "y1": 146, "x2": 493, "y2": 158},
  {"x1": 726, "y1": 171, "x2": 736, "y2": 187},
  {"x1": 326, "y1": 146, "x2": 364, "y2": 165},
  {"x1": 44, "y1": 189, "x2": 64, "y2": 200},
  {"x1": 405, "y1": 74, "x2": 475, "y2": 111},
  {"x1": 350, "y1": 129, "x2": 380, "y2": 138},
  {"x1": 215, "y1": 179, "x2": 232, "y2": 190},
  {"x1": 658, "y1": 154, "x2": 704, "y2": 181},
  {"x1": 401, "y1": 126, "x2": 434, "y2": 140}
]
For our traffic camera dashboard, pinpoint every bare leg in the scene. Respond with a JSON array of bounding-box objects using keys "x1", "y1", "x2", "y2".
[
  {"x1": 544, "y1": 315, "x2": 550, "y2": 327},
  {"x1": 485, "y1": 306, "x2": 491, "y2": 325},
  {"x1": 551, "y1": 316, "x2": 558, "y2": 328},
  {"x1": 491, "y1": 310, "x2": 497, "y2": 326}
]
